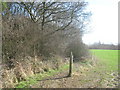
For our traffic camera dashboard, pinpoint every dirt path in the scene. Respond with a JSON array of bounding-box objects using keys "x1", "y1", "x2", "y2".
[{"x1": 31, "y1": 63, "x2": 118, "y2": 88}]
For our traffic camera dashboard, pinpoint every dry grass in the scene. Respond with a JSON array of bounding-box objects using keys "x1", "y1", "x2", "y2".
[{"x1": 1, "y1": 55, "x2": 67, "y2": 88}]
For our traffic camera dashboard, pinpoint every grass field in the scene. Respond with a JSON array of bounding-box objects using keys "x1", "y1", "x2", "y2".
[
  {"x1": 81, "y1": 49, "x2": 119, "y2": 88},
  {"x1": 90, "y1": 49, "x2": 118, "y2": 72}
]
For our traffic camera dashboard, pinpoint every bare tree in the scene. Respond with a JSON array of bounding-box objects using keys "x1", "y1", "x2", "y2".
[
  {"x1": 5, "y1": 2, "x2": 89, "y2": 33},
  {"x1": 2, "y1": 1, "x2": 91, "y2": 62}
]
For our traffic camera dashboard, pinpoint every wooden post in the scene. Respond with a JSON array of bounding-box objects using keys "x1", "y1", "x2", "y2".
[{"x1": 68, "y1": 52, "x2": 73, "y2": 77}]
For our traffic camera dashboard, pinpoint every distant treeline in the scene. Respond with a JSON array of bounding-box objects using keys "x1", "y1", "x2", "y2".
[{"x1": 89, "y1": 43, "x2": 119, "y2": 50}]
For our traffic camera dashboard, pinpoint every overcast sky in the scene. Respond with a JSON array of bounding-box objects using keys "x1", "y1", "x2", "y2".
[{"x1": 82, "y1": 0, "x2": 119, "y2": 45}]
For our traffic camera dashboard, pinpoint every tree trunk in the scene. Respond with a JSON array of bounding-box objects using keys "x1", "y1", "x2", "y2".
[
  {"x1": 41, "y1": 2, "x2": 45, "y2": 31},
  {"x1": 68, "y1": 52, "x2": 73, "y2": 77}
]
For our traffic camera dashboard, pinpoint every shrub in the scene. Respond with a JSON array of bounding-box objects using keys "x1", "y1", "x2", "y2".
[{"x1": 65, "y1": 39, "x2": 89, "y2": 62}]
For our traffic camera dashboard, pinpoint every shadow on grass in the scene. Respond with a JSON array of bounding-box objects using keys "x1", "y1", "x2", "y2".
[{"x1": 37, "y1": 74, "x2": 70, "y2": 82}]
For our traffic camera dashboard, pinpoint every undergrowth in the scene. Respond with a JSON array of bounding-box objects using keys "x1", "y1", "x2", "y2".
[{"x1": 16, "y1": 64, "x2": 69, "y2": 88}]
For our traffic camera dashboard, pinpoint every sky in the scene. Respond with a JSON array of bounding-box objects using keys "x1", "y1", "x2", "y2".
[{"x1": 82, "y1": 0, "x2": 119, "y2": 45}]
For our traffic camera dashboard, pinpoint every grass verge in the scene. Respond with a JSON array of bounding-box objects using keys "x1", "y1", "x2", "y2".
[{"x1": 15, "y1": 64, "x2": 69, "y2": 88}]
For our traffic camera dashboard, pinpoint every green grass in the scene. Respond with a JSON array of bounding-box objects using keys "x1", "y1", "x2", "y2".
[
  {"x1": 90, "y1": 49, "x2": 118, "y2": 72},
  {"x1": 80, "y1": 49, "x2": 119, "y2": 87},
  {"x1": 16, "y1": 64, "x2": 69, "y2": 88}
]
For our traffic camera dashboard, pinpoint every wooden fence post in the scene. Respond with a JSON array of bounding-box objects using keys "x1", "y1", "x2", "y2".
[{"x1": 68, "y1": 52, "x2": 73, "y2": 77}]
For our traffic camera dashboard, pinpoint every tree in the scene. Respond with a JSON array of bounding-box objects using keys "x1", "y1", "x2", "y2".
[
  {"x1": 2, "y1": 2, "x2": 89, "y2": 32},
  {"x1": 2, "y1": 1, "x2": 91, "y2": 62}
]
